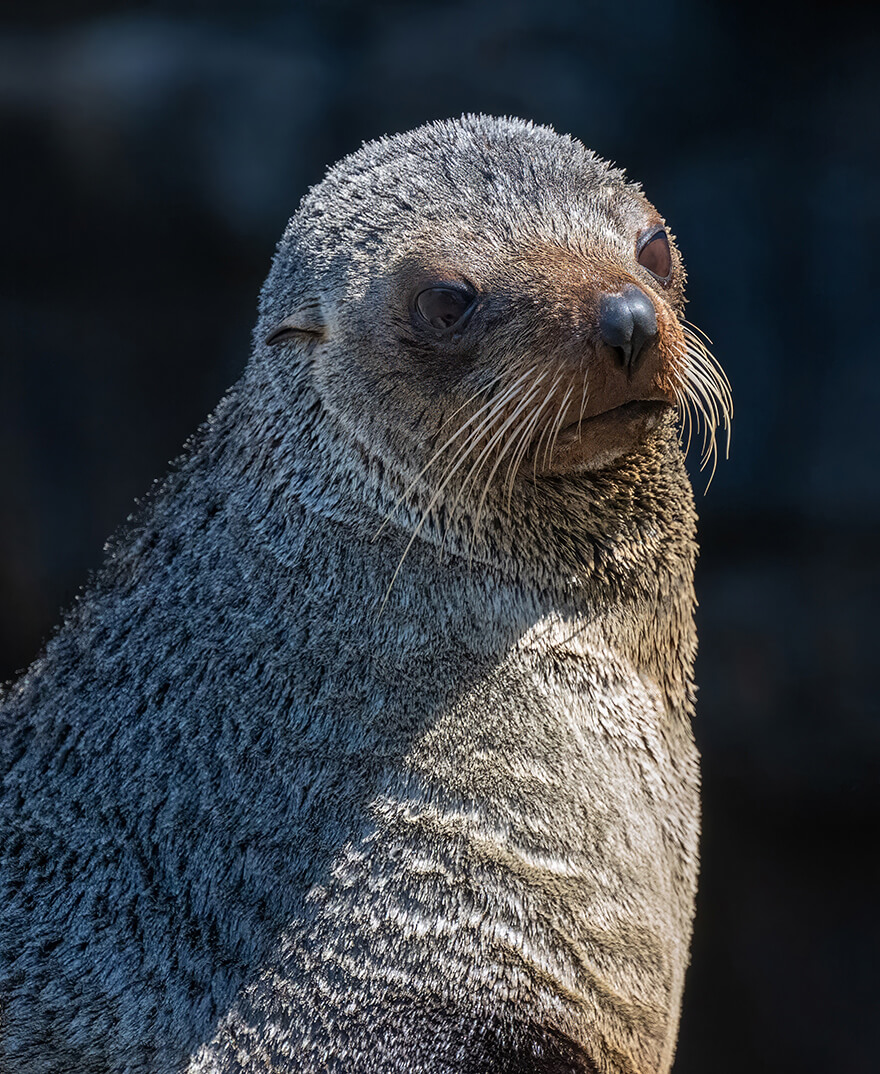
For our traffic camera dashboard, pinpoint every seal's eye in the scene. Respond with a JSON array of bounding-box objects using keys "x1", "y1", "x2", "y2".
[
  {"x1": 637, "y1": 229, "x2": 672, "y2": 282},
  {"x1": 415, "y1": 287, "x2": 473, "y2": 331}
]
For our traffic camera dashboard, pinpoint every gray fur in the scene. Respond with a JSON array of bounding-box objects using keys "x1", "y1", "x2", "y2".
[{"x1": 1, "y1": 116, "x2": 701, "y2": 1073}]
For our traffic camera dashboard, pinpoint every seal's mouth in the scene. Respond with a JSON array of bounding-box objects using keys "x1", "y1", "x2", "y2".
[
  {"x1": 530, "y1": 397, "x2": 676, "y2": 474},
  {"x1": 556, "y1": 399, "x2": 674, "y2": 444}
]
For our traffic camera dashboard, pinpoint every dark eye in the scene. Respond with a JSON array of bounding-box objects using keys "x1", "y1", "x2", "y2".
[
  {"x1": 637, "y1": 229, "x2": 672, "y2": 282},
  {"x1": 415, "y1": 287, "x2": 473, "y2": 330}
]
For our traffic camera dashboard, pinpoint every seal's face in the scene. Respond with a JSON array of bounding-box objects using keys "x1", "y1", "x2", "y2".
[
  {"x1": 392, "y1": 211, "x2": 686, "y2": 476},
  {"x1": 263, "y1": 116, "x2": 730, "y2": 499}
]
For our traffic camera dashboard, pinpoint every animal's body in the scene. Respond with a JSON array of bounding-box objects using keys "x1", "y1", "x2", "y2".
[{"x1": 0, "y1": 116, "x2": 729, "y2": 1073}]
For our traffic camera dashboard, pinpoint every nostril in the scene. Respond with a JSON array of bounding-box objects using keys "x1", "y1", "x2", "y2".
[{"x1": 598, "y1": 284, "x2": 658, "y2": 372}]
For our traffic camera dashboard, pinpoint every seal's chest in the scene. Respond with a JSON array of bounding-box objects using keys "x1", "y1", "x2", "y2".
[
  {"x1": 291, "y1": 617, "x2": 695, "y2": 1047},
  {"x1": 404, "y1": 611, "x2": 675, "y2": 807}
]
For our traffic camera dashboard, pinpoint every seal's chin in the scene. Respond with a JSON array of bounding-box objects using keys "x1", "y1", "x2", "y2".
[{"x1": 544, "y1": 400, "x2": 676, "y2": 473}]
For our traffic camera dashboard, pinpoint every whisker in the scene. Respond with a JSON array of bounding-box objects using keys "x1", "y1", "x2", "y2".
[
  {"x1": 685, "y1": 368, "x2": 721, "y2": 457},
  {"x1": 374, "y1": 366, "x2": 538, "y2": 540},
  {"x1": 437, "y1": 371, "x2": 506, "y2": 432},
  {"x1": 544, "y1": 383, "x2": 574, "y2": 470},
  {"x1": 453, "y1": 378, "x2": 546, "y2": 509},
  {"x1": 379, "y1": 363, "x2": 551, "y2": 609},
  {"x1": 377, "y1": 376, "x2": 540, "y2": 608},
  {"x1": 504, "y1": 392, "x2": 547, "y2": 508},
  {"x1": 688, "y1": 346, "x2": 729, "y2": 413},
  {"x1": 671, "y1": 384, "x2": 688, "y2": 452},
  {"x1": 670, "y1": 321, "x2": 733, "y2": 492},
  {"x1": 579, "y1": 371, "x2": 590, "y2": 427},
  {"x1": 689, "y1": 353, "x2": 732, "y2": 450},
  {"x1": 470, "y1": 382, "x2": 551, "y2": 550},
  {"x1": 440, "y1": 370, "x2": 546, "y2": 553},
  {"x1": 684, "y1": 328, "x2": 733, "y2": 412},
  {"x1": 531, "y1": 375, "x2": 565, "y2": 480},
  {"x1": 680, "y1": 317, "x2": 714, "y2": 347}
]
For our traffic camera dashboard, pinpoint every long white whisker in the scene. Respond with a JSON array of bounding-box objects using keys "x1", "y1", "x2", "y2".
[
  {"x1": 681, "y1": 318, "x2": 714, "y2": 347},
  {"x1": 670, "y1": 321, "x2": 732, "y2": 491},
  {"x1": 471, "y1": 383, "x2": 550, "y2": 549},
  {"x1": 440, "y1": 370, "x2": 546, "y2": 553},
  {"x1": 379, "y1": 365, "x2": 548, "y2": 609},
  {"x1": 437, "y1": 371, "x2": 506, "y2": 432},
  {"x1": 374, "y1": 366, "x2": 538, "y2": 540},
  {"x1": 505, "y1": 392, "x2": 547, "y2": 507},
  {"x1": 455, "y1": 379, "x2": 546, "y2": 510},
  {"x1": 579, "y1": 371, "x2": 591, "y2": 427},
  {"x1": 545, "y1": 384, "x2": 574, "y2": 469},
  {"x1": 531, "y1": 375, "x2": 565, "y2": 480}
]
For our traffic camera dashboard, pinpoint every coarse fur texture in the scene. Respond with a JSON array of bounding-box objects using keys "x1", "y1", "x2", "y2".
[{"x1": 0, "y1": 115, "x2": 729, "y2": 1073}]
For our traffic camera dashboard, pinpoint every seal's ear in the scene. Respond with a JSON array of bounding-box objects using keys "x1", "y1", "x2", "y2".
[{"x1": 265, "y1": 299, "x2": 327, "y2": 345}]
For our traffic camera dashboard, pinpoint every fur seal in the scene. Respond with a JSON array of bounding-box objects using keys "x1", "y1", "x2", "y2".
[{"x1": 0, "y1": 115, "x2": 731, "y2": 1073}]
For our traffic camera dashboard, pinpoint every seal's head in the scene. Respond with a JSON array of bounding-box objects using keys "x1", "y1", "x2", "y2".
[{"x1": 258, "y1": 115, "x2": 730, "y2": 528}]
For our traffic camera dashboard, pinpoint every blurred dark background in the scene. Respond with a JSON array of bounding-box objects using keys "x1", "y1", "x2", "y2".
[{"x1": 2, "y1": 1, "x2": 878, "y2": 1070}]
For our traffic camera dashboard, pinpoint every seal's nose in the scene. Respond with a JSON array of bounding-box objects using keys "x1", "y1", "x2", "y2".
[{"x1": 598, "y1": 284, "x2": 659, "y2": 372}]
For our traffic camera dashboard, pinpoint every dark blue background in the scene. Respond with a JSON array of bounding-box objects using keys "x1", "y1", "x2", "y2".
[{"x1": 2, "y1": 2, "x2": 877, "y2": 1070}]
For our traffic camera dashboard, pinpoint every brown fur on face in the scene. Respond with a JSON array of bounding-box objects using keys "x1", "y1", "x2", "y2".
[{"x1": 364, "y1": 234, "x2": 688, "y2": 486}]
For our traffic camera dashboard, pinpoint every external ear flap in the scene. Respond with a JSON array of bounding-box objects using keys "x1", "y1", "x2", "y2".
[{"x1": 265, "y1": 299, "x2": 327, "y2": 346}]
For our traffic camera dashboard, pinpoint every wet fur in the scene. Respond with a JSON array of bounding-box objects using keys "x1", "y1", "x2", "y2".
[{"x1": 0, "y1": 116, "x2": 714, "y2": 1073}]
